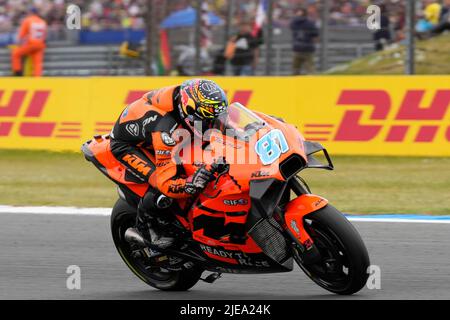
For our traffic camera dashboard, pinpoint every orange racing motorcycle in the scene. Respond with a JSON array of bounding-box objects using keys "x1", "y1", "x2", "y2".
[{"x1": 82, "y1": 102, "x2": 370, "y2": 295}]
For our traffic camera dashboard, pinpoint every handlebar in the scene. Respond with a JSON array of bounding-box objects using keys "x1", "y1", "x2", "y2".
[
  {"x1": 209, "y1": 158, "x2": 229, "y2": 176},
  {"x1": 201, "y1": 158, "x2": 230, "y2": 199}
]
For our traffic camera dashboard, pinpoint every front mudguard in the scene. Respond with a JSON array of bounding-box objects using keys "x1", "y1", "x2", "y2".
[{"x1": 283, "y1": 194, "x2": 328, "y2": 264}]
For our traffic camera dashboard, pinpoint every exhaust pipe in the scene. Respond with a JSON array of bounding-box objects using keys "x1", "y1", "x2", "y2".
[{"x1": 124, "y1": 227, "x2": 146, "y2": 247}]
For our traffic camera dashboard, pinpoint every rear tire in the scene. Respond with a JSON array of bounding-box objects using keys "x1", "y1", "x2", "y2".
[
  {"x1": 294, "y1": 204, "x2": 370, "y2": 295},
  {"x1": 111, "y1": 199, "x2": 203, "y2": 291}
]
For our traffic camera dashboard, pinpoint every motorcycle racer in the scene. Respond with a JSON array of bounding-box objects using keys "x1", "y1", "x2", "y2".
[{"x1": 110, "y1": 79, "x2": 228, "y2": 248}]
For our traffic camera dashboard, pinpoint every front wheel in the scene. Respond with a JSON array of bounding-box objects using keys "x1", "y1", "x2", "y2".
[
  {"x1": 294, "y1": 204, "x2": 370, "y2": 295},
  {"x1": 111, "y1": 199, "x2": 203, "y2": 291}
]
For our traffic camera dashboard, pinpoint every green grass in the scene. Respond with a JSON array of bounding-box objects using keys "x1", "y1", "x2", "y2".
[
  {"x1": 0, "y1": 149, "x2": 116, "y2": 208},
  {"x1": 301, "y1": 156, "x2": 450, "y2": 215},
  {"x1": 327, "y1": 33, "x2": 450, "y2": 75},
  {"x1": 0, "y1": 150, "x2": 449, "y2": 214}
]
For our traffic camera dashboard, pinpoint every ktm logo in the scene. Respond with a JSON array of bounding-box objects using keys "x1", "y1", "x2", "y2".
[
  {"x1": 122, "y1": 154, "x2": 153, "y2": 176},
  {"x1": 168, "y1": 184, "x2": 185, "y2": 194},
  {"x1": 313, "y1": 198, "x2": 326, "y2": 207},
  {"x1": 303, "y1": 90, "x2": 450, "y2": 143}
]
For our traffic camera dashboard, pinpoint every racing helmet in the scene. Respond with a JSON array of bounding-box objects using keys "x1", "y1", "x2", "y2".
[{"x1": 178, "y1": 79, "x2": 228, "y2": 136}]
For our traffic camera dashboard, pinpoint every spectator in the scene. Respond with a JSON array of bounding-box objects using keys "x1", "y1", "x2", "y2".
[
  {"x1": 431, "y1": 0, "x2": 450, "y2": 35},
  {"x1": 11, "y1": 6, "x2": 47, "y2": 76},
  {"x1": 0, "y1": 7, "x2": 12, "y2": 33},
  {"x1": 212, "y1": 49, "x2": 226, "y2": 75},
  {"x1": 440, "y1": 0, "x2": 450, "y2": 20},
  {"x1": 417, "y1": 0, "x2": 442, "y2": 33},
  {"x1": 290, "y1": 7, "x2": 318, "y2": 75},
  {"x1": 424, "y1": 0, "x2": 442, "y2": 25},
  {"x1": 225, "y1": 22, "x2": 260, "y2": 76},
  {"x1": 373, "y1": 4, "x2": 391, "y2": 51},
  {"x1": 392, "y1": 6, "x2": 406, "y2": 42},
  {"x1": 330, "y1": 1, "x2": 360, "y2": 26}
]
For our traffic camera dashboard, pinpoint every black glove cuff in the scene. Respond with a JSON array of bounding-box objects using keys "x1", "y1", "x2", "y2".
[{"x1": 184, "y1": 183, "x2": 197, "y2": 195}]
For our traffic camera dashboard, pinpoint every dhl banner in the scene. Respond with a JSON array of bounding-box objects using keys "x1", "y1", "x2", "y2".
[{"x1": 0, "y1": 76, "x2": 449, "y2": 156}]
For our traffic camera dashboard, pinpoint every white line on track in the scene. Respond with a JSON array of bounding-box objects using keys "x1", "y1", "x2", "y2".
[
  {"x1": 346, "y1": 217, "x2": 450, "y2": 224},
  {"x1": 0, "y1": 205, "x2": 449, "y2": 224},
  {"x1": 0, "y1": 205, "x2": 111, "y2": 216}
]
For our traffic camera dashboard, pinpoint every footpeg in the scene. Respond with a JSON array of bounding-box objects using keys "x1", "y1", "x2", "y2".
[{"x1": 201, "y1": 272, "x2": 221, "y2": 283}]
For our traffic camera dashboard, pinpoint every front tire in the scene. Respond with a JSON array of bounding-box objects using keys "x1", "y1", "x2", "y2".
[
  {"x1": 294, "y1": 204, "x2": 370, "y2": 295},
  {"x1": 110, "y1": 199, "x2": 203, "y2": 291}
]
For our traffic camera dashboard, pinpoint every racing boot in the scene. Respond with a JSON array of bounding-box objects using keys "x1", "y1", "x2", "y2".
[{"x1": 127, "y1": 190, "x2": 175, "y2": 249}]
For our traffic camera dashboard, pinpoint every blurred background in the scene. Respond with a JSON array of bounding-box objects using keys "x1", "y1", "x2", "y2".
[
  {"x1": 0, "y1": 0, "x2": 449, "y2": 77},
  {"x1": 0, "y1": 1, "x2": 449, "y2": 214}
]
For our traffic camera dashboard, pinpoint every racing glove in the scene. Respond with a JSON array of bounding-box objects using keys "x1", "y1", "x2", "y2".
[{"x1": 185, "y1": 165, "x2": 215, "y2": 195}]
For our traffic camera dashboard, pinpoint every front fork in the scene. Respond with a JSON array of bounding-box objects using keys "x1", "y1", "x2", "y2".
[{"x1": 281, "y1": 177, "x2": 328, "y2": 264}]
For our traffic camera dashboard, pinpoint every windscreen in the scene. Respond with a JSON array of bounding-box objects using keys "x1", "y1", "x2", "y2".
[{"x1": 213, "y1": 102, "x2": 266, "y2": 141}]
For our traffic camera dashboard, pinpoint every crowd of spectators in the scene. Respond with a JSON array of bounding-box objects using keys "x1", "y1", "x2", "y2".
[
  {"x1": 0, "y1": 0, "x2": 412, "y2": 34},
  {"x1": 0, "y1": 0, "x2": 151, "y2": 33},
  {"x1": 1, "y1": 0, "x2": 448, "y2": 76},
  {"x1": 0, "y1": 0, "x2": 65, "y2": 33},
  {"x1": 1, "y1": 1, "x2": 446, "y2": 50},
  {"x1": 2, "y1": 0, "x2": 448, "y2": 36}
]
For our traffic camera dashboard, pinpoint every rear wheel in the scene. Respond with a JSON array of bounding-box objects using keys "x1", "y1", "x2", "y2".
[
  {"x1": 294, "y1": 204, "x2": 370, "y2": 295},
  {"x1": 111, "y1": 199, "x2": 203, "y2": 291}
]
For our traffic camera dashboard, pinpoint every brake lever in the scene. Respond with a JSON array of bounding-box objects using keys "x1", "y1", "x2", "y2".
[
  {"x1": 201, "y1": 163, "x2": 229, "y2": 198},
  {"x1": 202, "y1": 189, "x2": 222, "y2": 199},
  {"x1": 212, "y1": 164, "x2": 230, "y2": 190}
]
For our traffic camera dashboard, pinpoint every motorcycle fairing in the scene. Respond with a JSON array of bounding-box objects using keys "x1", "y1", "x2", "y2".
[
  {"x1": 284, "y1": 194, "x2": 329, "y2": 246},
  {"x1": 189, "y1": 197, "x2": 294, "y2": 273},
  {"x1": 194, "y1": 237, "x2": 293, "y2": 274},
  {"x1": 303, "y1": 141, "x2": 334, "y2": 170},
  {"x1": 247, "y1": 178, "x2": 287, "y2": 226},
  {"x1": 187, "y1": 176, "x2": 296, "y2": 273},
  {"x1": 81, "y1": 135, "x2": 150, "y2": 198}
]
